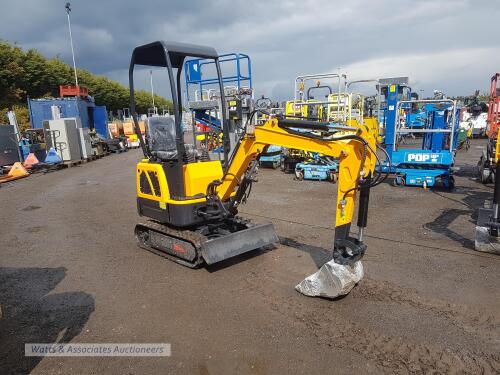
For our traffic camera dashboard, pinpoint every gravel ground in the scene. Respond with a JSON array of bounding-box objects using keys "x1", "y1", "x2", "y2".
[{"x1": 1, "y1": 139, "x2": 499, "y2": 374}]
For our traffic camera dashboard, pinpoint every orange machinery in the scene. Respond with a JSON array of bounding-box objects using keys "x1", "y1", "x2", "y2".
[{"x1": 478, "y1": 73, "x2": 500, "y2": 184}]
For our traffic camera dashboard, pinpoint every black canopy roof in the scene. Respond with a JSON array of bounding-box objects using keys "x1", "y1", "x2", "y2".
[{"x1": 131, "y1": 41, "x2": 218, "y2": 69}]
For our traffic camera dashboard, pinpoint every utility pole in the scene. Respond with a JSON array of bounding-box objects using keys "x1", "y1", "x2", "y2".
[
  {"x1": 65, "y1": 2, "x2": 79, "y2": 87},
  {"x1": 150, "y1": 70, "x2": 156, "y2": 113}
]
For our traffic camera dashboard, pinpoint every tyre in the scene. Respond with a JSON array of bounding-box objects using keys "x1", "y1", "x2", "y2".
[
  {"x1": 295, "y1": 170, "x2": 304, "y2": 181},
  {"x1": 448, "y1": 176, "x2": 455, "y2": 190},
  {"x1": 479, "y1": 161, "x2": 492, "y2": 184},
  {"x1": 328, "y1": 172, "x2": 337, "y2": 183},
  {"x1": 478, "y1": 156, "x2": 488, "y2": 184},
  {"x1": 393, "y1": 175, "x2": 405, "y2": 186}
]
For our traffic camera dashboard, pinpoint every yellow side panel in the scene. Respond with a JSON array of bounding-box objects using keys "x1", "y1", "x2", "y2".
[
  {"x1": 136, "y1": 161, "x2": 170, "y2": 202},
  {"x1": 184, "y1": 161, "x2": 224, "y2": 197}
]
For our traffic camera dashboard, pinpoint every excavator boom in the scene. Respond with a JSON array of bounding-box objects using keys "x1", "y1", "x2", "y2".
[{"x1": 214, "y1": 116, "x2": 377, "y2": 264}]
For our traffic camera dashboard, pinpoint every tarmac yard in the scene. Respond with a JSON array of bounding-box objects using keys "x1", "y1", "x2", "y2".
[{"x1": 1, "y1": 140, "x2": 500, "y2": 375}]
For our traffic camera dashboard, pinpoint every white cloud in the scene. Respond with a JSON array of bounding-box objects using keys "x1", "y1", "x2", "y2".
[
  {"x1": 343, "y1": 47, "x2": 500, "y2": 96},
  {"x1": 1, "y1": 0, "x2": 499, "y2": 100}
]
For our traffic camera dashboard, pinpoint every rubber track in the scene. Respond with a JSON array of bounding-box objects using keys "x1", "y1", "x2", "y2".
[{"x1": 135, "y1": 221, "x2": 208, "y2": 268}]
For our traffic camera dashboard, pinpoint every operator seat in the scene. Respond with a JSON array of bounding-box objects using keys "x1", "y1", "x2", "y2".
[{"x1": 146, "y1": 116, "x2": 197, "y2": 161}]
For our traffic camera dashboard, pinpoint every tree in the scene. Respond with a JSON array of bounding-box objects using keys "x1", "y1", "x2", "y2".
[
  {"x1": 0, "y1": 41, "x2": 26, "y2": 107},
  {"x1": 0, "y1": 40, "x2": 173, "y2": 123},
  {"x1": 0, "y1": 105, "x2": 31, "y2": 132}
]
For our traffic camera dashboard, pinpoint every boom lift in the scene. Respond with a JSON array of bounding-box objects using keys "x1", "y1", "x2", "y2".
[
  {"x1": 129, "y1": 42, "x2": 379, "y2": 290},
  {"x1": 478, "y1": 73, "x2": 500, "y2": 183}
]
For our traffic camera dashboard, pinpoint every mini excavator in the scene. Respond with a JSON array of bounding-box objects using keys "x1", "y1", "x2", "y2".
[{"x1": 130, "y1": 41, "x2": 381, "y2": 274}]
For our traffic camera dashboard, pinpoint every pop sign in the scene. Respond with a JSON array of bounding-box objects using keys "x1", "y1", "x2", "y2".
[{"x1": 404, "y1": 152, "x2": 442, "y2": 163}]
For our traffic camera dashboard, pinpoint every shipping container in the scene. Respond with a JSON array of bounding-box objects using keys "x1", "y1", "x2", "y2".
[{"x1": 28, "y1": 97, "x2": 110, "y2": 139}]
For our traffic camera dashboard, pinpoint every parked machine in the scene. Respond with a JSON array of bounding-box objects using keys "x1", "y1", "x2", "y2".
[
  {"x1": 294, "y1": 83, "x2": 339, "y2": 181},
  {"x1": 377, "y1": 78, "x2": 460, "y2": 189},
  {"x1": 475, "y1": 135, "x2": 500, "y2": 254},
  {"x1": 461, "y1": 90, "x2": 487, "y2": 138},
  {"x1": 343, "y1": 79, "x2": 383, "y2": 143},
  {"x1": 129, "y1": 41, "x2": 381, "y2": 277},
  {"x1": 378, "y1": 77, "x2": 413, "y2": 151},
  {"x1": 294, "y1": 153, "x2": 338, "y2": 181},
  {"x1": 390, "y1": 99, "x2": 460, "y2": 189},
  {"x1": 258, "y1": 144, "x2": 282, "y2": 169},
  {"x1": 477, "y1": 73, "x2": 500, "y2": 183},
  {"x1": 255, "y1": 96, "x2": 283, "y2": 168},
  {"x1": 184, "y1": 52, "x2": 254, "y2": 161},
  {"x1": 284, "y1": 73, "x2": 347, "y2": 181}
]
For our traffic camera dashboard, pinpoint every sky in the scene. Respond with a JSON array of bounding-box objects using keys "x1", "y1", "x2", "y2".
[{"x1": 1, "y1": 0, "x2": 499, "y2": 101}]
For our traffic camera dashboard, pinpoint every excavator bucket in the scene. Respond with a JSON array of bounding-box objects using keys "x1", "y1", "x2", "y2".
[{"x1": 201, "y1": 223, "x2": 279, "y2": 265}]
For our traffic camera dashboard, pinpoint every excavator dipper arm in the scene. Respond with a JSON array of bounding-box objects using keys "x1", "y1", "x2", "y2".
[{"x1": 216, "y1": 117, "x2": 377, "y2": 265}]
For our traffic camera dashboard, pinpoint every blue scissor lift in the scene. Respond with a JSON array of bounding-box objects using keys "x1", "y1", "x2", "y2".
[
  {"x1": 184, "y1": 53, "x2": 253, "y2": 156},
  {"x1": 390, "y1": 99, "x2": 460, "y2": 189}
]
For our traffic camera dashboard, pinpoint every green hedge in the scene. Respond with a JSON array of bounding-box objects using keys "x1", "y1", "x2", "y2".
[{"x1": 0, "y1": 40, "x2": 173, "y2": 128}]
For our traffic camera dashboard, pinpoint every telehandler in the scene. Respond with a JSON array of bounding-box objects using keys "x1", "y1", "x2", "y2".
[{"x1": 129, "y1": 41, "x2": 383, "y2": 285}]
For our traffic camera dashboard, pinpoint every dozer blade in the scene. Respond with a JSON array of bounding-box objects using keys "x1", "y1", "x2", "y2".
[{"x1": 201, "y1": 223, "x2": 278, "y2": 265}]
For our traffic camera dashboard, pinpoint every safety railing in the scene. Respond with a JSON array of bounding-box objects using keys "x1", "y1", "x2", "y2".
[{"x1": 393, "y1": 99, "x2": 457, "y2": 153}]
